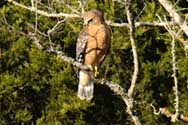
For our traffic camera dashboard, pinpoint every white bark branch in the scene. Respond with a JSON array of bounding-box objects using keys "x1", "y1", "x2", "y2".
[
  {"x1": 158, "y1": 0, "x2": 188, "y2": 37},
  {"x1": 135, "y1": 21, "x2": 176, "y2": 27},
  {"x1": 155, "y1": 15, "x2": 185, "y2": 123},
  {"x1": 29, "y1": 34, "x2": 140, "y2": 123},
  {"x1": 171, "y1": 36, "x2": 179, "y2": 122},
  {"x1": 125, "y1": 0, "x2": 139, "y2": 99},
  {"x1": 8, "y1": 0, "x2": 178, "y2": 29},
  {"x1": 107, "y1": 21, "x2": 176, "y2": 28},
  {"x1": 151, "y1": 106, "x2": 188, "y2": 123},
  {"x1": 34, "y1": 0, "x2": 38, "y2": 34},
  {"x1": 4, "y1": 0, "x2": 188, "y2": 124},
  {"x1": 31, "y1": 0, "x2": 34, "y2": 9},
  {"x1": 6, "y1": 0, "x2": 142, "y2": 121},
  {"x1": 8, "y1": 0, "x2": 80, "y2": 18},
  {"x1": 170, "y1": 30, "x2": 179, "y2": 122},
  {"x1": 124, "y1": 0, "x2": 141, "y2": 125},
  {"x1": 23, "y1": 22, "x2": 141, "y2": 124}
]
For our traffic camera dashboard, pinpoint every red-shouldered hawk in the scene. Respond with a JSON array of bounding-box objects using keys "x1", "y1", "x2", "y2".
[{"x1": 76, "y1": 9, "x2": 111, "y2": 100}]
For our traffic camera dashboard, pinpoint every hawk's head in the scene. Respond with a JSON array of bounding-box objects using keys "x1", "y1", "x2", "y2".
[{"x1": 82, "y1": 9, "x2": 104, "y2": 26}]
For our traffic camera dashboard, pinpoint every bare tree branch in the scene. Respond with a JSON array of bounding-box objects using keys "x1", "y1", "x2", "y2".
[
  {"x1": 157, "y1": 14, "x2": 187, "y2": 46},
  {"x1": 5, "y1": 0, "x2": 187, "y2": 124},
  {"x1": 153, "y1": 15, "x2": 188, "y2": 123},
  {"x1": 124, "y1": 0, "x2": 141, "y2": 124},
  {"x1": 179, "y1": 114, "x2": 188, "y2": 122},
  {"x1": 108, "y1": 0, "x2": 141, "y2": 124},
  {"x1": 29, "y1": 34, "x2": 141, "y2": 123},
  {"x1": 31, "y1": 0, "x2": 34, "y2": 9},
  {"x1": 107, "y1": 21, "x2": 177, "y2": 28},
  {"x1": 107, "y1": 21, "x2": 130, "y2": 28},
  {"x1": 34, "y1": 0, "x2": 38, "y2": 34},
  {"x1": 151, "y1": 106, "x2": 188, "y2": 123},
  {"x1": 135, "y1": 21, "x2": 176, "y2": 27},
  {"x1": 171, "y1": 36, "x2": 179, "y2": 122},
  {"x1": 47, "y1": 18, "x2": 68, "y2": 34},
  {"x1": 8, "y1": 0, "x2": 179, "y2": 29},
  {"x1": 6, "y1": 0, "x2": 141, "y2": 123},
  {"x1": 113, "y1": 0, "x2": 126, "y2": 5},
  {"x1": 125, "y1": 0, "x2": 139, "y2": 98},
  {"x1": 150, "y1": 103, "x2": 160, "y2": 115},
  {"x1": 7, "y1": 0, "x2": 80, "y2": 18},
  {"x1": 168, "y1": 23, "x2": 179, "y2": 123},
  {"x1": 156, "y1": 14, "x2": 180, "y2": 122},
  {"x1": 26, "y1": 23, "x2": 48, "y2": 37},
  {"x1": 158, "y1": 0, "x2": 188, "y2": 37}
]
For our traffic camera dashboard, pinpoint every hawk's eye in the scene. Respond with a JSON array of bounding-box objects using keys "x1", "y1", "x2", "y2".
[{"x1": 88, "y1": 19, "x2": 93, "y2": 24}]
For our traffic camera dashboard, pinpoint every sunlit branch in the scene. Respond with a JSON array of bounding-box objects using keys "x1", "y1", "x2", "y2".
[
  {"x1": 155, "y1": 14, "x2": 188, "y2": 123},
  {"x1": 156, "y1": 14, "x2": 187, "y2": 47},
  {"x1": 135, "y1": 3, "x2": 146, "y2": 22},
  {"x1": 35, "y1": 0, "x2": 38, "y2": 34},
  {"x1": 107, "y1": 21, "x2": 177, "y2": 28},
  {"x1": 26, "y1": 23, "x2": 48, "y2": 37},
  {"x1": 29, "y1": 34, "x2": 135, "y2": 117},
  {"x1": 8, "y1": 0, "x2": 177, "y2": 29},
  {"x1": 125, "y1": 0, "x2": 139, "y2": 99},
  {"x1": 158, "y1": 0, "x2": 188, "y2": 37},
  {"x1": 124, "y1": 0, "x2": 140, "y2": 124},
  {"x1": 47, "y1": 18, "x2": 68, "y2": 34},
  {"x1": 7, "y1": 0, "x2": 80, "y2": 18},
  {"x1": 31, "y1": 0, "x2": 34, "y2": 8},
  {"x1": 151, "y1": 105, "x2": 188, "y2": 122},
  {"x1": 170, "y1": 34, "x2": 179, "y2": 122}
]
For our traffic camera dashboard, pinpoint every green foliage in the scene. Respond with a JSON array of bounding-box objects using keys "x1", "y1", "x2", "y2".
[
  {"x1": 15, "y1": 109, "x2": 33, "y2": 122},
  {"x1": 0, "y1": 0, "x2": 188, "y2": 124}
]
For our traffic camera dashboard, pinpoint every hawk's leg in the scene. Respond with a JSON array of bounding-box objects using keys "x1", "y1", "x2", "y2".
[
  {"x1": 87, "y1": 65, "x2": 99, "y2": 77},
  {"x1": 88, "y1": 65, "x2": 93, "y2": 71}
]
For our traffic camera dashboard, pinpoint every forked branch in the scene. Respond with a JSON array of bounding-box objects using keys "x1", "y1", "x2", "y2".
[
  {"x1": 7, "y1": 0, "x2": 80, "y2": 18},
  {"x1": 30, "y1": 33, "x2": 141, "y2": 124},
  {"x1": 158, "y1": 0, "x2": 188, "y2": 37},
  {"x1": 153, "y1": 14, "x2": 188, "y2": 123},
  {"x1": 124, "y1": 0, "x2": 140, "y2": 124}
]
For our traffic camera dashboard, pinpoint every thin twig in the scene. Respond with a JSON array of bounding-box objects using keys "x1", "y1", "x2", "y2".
[
  {"x1": 158, "y1": 0, "x2": 188, "y2": 37},
  {"x1": 7, "y1": 0, "x2": 180, "y2": 29},
  {"x1": 26, "y1": 23, "x2": 48, "y2": 37},
  {"x1": 8, "y1": 0, "x2": 80, "y2": 18},
  {"x1": 171, "y1": 35, "x2": 179, "y2": 122},
  {"x1": 156, "y1": 14, "x2": 180, "y2": 123},
  {"x1": 135, "y1": 3, "x2": 146, "y2": 22},
  {"x1": 151, "y1": 105, "x2": 188, "y2": 122},
  {"x1": 35, "y1": 0, "x2": 38, "y2": 34}
]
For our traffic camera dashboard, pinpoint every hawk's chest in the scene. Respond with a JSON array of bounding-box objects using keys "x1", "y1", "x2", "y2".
[
  {"x1": 84, "y1": 24, "x2": 108, "y2": 58},
  {"x1": 85, "y1": 24, "x2": 105, "y2": 47},
  {"x1": 86, "y1": 24, "x2": 103, "y2": 36}
]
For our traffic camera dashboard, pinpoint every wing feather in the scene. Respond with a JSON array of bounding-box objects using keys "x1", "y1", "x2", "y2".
[{"x1": 76, "y1": 30, "x2": 89, "y2": 64}]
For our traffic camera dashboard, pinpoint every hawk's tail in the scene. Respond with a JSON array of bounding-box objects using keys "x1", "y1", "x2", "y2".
[{"x1": 78, "y1": 70, "x2": 94, "y2": 100}]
